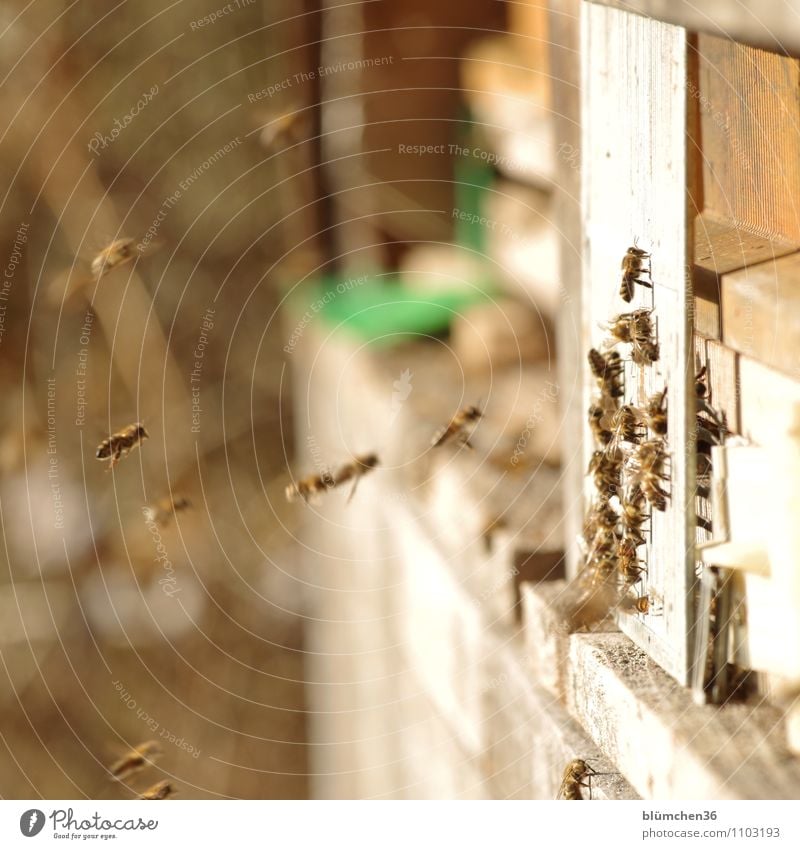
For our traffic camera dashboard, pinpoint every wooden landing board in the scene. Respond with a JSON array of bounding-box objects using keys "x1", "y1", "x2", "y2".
[{"x1": 581, "y1": 4, "x2": 695, "y2": 683}]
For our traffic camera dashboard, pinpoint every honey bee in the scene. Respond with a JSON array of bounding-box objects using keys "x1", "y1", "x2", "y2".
[
  {"x1": 588, "y1": 404, "x2": 612, "y2": 447},
  {"x1": 588, "y1": 449, "x2": 622, "y2": 498},
  {"x1": 144, "y1": 495, "x2": 191, "y2": 527},
  {"x1": 331, "y1": 452, "x2": 381, "y2": 503},
  {"x1": 627, "y1": 439, "x2": 669, "y2": 510},
  {"x1": 557, "y1": 759, "x2": 597, "y2": 800},
  {"x1": 617, "y1": 537, "x2": 645, "y2": 586},
  {"x1": 606, "y1": 310, "x2": 659, "y2": 365},
  {"x1": 641, "y1": 387, "x2": 668, "y2": 435},
  {"x1": 285, "y1": 453, "x2": 379, "y2": 504},
  {"x1": 582, "y1": 500, "x2": 618, "y2": 545},
  {"x1": 431, "y1": 405, "x2": 482, "y2": 449},
  {"x1": 109, "y1": 741, "x2": 162, "y2": 782},
  {"x1": 96, "y1": 422, "x2": 149, "y2": 470},
  {"x1": 90, "y1": 237, "x2": 139, "y2": 281},
  {"x1": 630, "y1": 312, "x2": 659, "y2": 365},
  {"x1": 258, "y1": 110, "x2": 311, "y2": 149},
  {"x1": 695, "y1": 365, "x2": 709, "y2": 399},
  {"x1": 587, "y1": 349, "x2": 623, "y2": 399},
  {"x1": 620, "y1": 243, "x2": 652, "y2": 302},
  {"x1": 620, "y1": 485, "x2": 649, "y2": 546},
  {"x1": 138, "y1": 780, "x2": 175, "y2": 800},
  {"x1": 618, "y1": 592, "x2": 652, "y2": 615},
  {"x1": 284, "y1": 469, "x2": 334, "y2": 503},
  {"x1": 610, "y1": 404, "x2": 643, "y2": 448}
]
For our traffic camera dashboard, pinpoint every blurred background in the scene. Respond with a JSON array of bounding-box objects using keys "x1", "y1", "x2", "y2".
[{"x1": 0, "y1": 0, "x2": 572, "y2": 799}]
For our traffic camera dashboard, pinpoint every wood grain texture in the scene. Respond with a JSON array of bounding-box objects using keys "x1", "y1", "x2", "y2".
[
  {"x1": 581, "y1": 4, "x2": 694, "y2": 683},
  {"x1": 588, "y1": 0, "x2": 800, "y2": 58},
  {"x1": 722, "y1": 252, "x2": 800, "y2": 375},
  {"x1": 694, "y1": 36, "x2": 800, "y2": 273},
  {"x1": 705, "y1": 339, "x2": 740, "y2": 436},
  {"x1": 548, "y1": 0, "x2": 584, "y2": 577},
  {"x1": 569, "y1": 632, "x2": 800, "y2": 799},
  {"x1": 523, "y1": 581, "x2": 800, "y2": 798}
]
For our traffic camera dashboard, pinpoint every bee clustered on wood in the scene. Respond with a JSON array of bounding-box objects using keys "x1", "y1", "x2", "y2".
[{"x1": 557, "y1": 244, "x2": 672, "y2": 632}]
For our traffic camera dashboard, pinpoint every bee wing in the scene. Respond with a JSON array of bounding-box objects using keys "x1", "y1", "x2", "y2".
[
  {"x1": 346, "y1": 474, "x2": 361, "y2": 504},
  {"x1": 431, "y1": 423, "x2": 452, "y2": 448}
]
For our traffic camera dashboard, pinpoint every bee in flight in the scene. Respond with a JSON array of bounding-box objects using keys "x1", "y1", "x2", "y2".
[
  {"x1": 285, "y1": 453, "x2": 380, "y2": 504},
  {"x1": 557, "y1": 759, "x2": 597, "y2": 800},
  {"x1": 144, "y1": 495, "x2": 192, "y2": 527},
  {"x1": 96, "y1": 422, "x2": 149, "y2": 470},
  {"x1": 109, "y1": 741, "x2": 162, "y2": 782},
  {"x1": 431, "y1": 405, "x2": 482, "y2": 449},
  {"x1": 138, "y1": 780, "x2": 175, "y2": 800},
  {"x1": 90, "y1": 237, "x2": 139, "y2": 281}
]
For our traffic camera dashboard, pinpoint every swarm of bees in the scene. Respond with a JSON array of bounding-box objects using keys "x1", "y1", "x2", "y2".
[
  {"x1": 557, "y1": 759, "x2": 597, "y2": 800},
  {"x1": 95, "y1": 422, "x2": 149, "y2": 470},
  {"x1": 107, "y1": 740, "x2": 176, "y2": 800},
  {"x1": 557, "y1": 244, "x2": 672, "y2": 632}
]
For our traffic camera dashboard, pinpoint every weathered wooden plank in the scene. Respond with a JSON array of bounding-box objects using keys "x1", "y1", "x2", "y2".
[
  {"x1": 694, "y1": 36, "x2": 800, "y2": 273},
  {"x1": 483, "y1": 633, "x2": 638, "y2": 799},
  {"x1": 522, "y1": 581, "x2": 800, "y2": 798},
  {"x1": 693, "y1": 267, "x2": 721, "y2": 340},
  {"x1": 588, "y1": 0, "x2": 800, "y2": 58},
  {"x1": 722, "y1": 252, "x2": 800, "y2": 376},
  {"x1": 549, "y1": 0, "x2": 585, "y2": 578},
  {"x1": 568, "y1": 632, "x2": 800, "y2": 799},
  {"x1": 582, "y1": 4, "x2": 694, "y2": 682},
  {"x1": 705, "y1": 339, "x2": 740, "y2": 436},
  {"x1": 739, "y1": 355, "x2": 800, "y2": 445}
]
